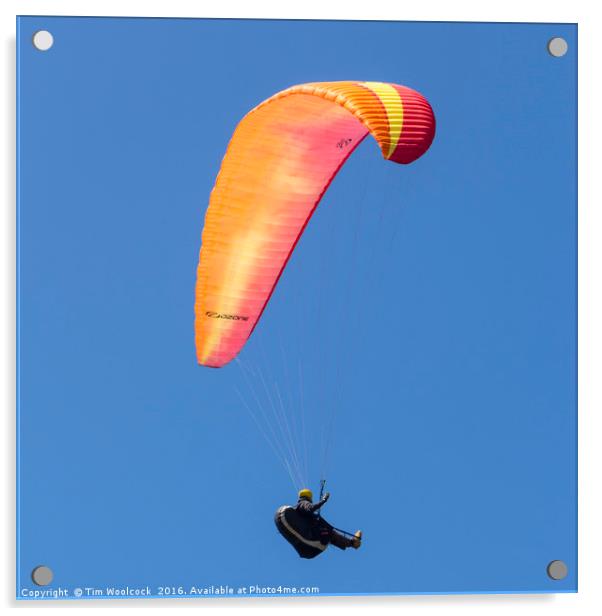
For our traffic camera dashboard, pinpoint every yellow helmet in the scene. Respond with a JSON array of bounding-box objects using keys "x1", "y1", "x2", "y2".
[{"x1": 298, "y1": 488, "x2": 313, "y2": 501}]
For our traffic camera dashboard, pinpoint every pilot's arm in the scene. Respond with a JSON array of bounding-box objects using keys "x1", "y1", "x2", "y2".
[{"x1": 308, "y1": 492, "x2": 330, "y2": 513}]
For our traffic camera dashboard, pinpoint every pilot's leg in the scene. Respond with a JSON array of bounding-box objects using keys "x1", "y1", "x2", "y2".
[
  {"x1": 329, "y1": 529, "x2": 353, "y2": 550},
  {"x1": 330, "y1": 529, "x2": 362, "y2": 550}
]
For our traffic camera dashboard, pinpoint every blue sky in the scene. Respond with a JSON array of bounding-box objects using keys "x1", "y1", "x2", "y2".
[{"x1": 17, "y1": 17, "x2": 576, "y2": 597}]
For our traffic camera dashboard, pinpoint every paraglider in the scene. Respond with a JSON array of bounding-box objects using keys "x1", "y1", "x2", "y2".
[
  {"x1": 275, "y1": 488, "x2": 362, "y2": 559},
  {"x1": 195, "y1": 80, "x2": 435, "y2": 557}
]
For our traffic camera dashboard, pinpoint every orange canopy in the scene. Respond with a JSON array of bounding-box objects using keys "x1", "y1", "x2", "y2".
[{"x1": 195, "y1": 81, "x2": 436, "y2": 367}]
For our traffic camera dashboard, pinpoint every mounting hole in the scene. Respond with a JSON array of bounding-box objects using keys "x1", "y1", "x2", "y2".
[
  {"x1": 547, "y1": 560, "x2": 568, "y2": 580},
  {"x1": 547, "y1": 37, "x2": 568, "y2": 57},
  {"x1": 32, "y1": 30, "x2": 54, "y2": 51},
  {"x1": 31, "y1": 565, "x2": 54, "y2": 586}
]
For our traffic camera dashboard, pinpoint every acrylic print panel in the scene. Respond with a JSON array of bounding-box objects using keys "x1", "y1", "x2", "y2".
[{"x1": 16, "y1": 16, "x2": 577, "y2": 600}]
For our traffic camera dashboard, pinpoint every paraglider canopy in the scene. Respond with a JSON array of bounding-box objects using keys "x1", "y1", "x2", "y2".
[{"x1": 195, "y1": 81, "x2": 435, "y2": 368}]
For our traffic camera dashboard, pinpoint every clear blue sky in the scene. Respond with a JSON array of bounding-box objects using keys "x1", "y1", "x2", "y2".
[{"x1": 17, "y1": 17, "x2": 576, "y2": 597}]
